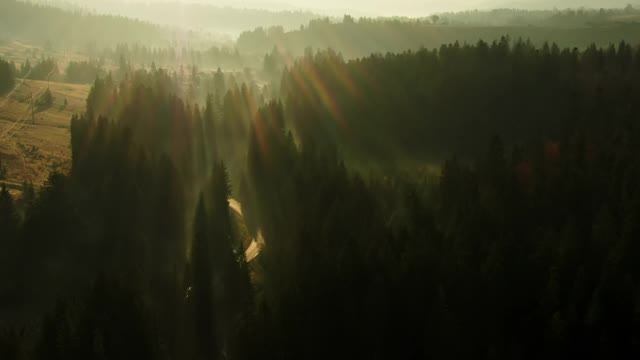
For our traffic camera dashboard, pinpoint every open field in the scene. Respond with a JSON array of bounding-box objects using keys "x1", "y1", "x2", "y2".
[
  {"x1": 0, "y1": 40, "x2": 90, "y2": 71},
  {"x1": 0, "y1": 79, "x2": 90, "y2": 192}
]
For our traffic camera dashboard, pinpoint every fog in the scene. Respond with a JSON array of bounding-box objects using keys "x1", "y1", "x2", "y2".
[
  {"x1": 3, "y1": 0, "x2": 640, "y2": 359},
  {"x1": 44, "y1": 0, "x2": 639, "y2": 17}
]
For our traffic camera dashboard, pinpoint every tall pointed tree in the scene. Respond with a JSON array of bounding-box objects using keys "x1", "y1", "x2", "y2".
[
  {"x1": 0, "y1": 183, "x2": 18, "y2": 242},
  {"x1": 0, "y1": 183, "x2": 19, "y2": 293},
  {"x1": 192, "y1": 194, "x2": 217, "y2": 360},
  {"x1": 209, "y1": 162, "x2": 235, "y2": 347}
]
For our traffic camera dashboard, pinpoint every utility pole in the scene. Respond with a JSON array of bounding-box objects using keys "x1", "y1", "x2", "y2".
[{"x1": 30, "y1": 89, "x2": 35, "y2": 125}]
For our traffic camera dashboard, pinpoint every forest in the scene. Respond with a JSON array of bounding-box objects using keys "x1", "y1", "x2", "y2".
[
  {"x1": 1, "y1": 1, "x2": 640, "y2": 359},
  {"x1": 41, "y1": 0, "x2": 322, "y2": 34},
  {"x1": 0, "y1": 0, "x2": 196, "y2": 49},
  {"x1": 64, "y1": 60, "x2": 106, "y2": 84},
  {"x1": 237, "y1": 14, "x2": 640, "y2": 57},
  {"x1": 279, "y1": 39, "x2": 640, "y2": 164},
  {"x1": 97, "y1": 44, "x2": 254, "y2": 73},
  {"x1": 1, "y1": 38, "x2": 640, "y2": 359},
  {"x1": 438, "y1": 6, "x2": 640, "y2": 27},
  {"x1": 0, "y1": 58, "x2": 16, "y2": 95}
]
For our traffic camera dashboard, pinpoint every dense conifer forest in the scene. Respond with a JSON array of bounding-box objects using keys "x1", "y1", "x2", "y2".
[
  {"x1": 237, "y1": 16, "x2": 640, "y2": 57},
  {"x1": 0, "y1": 0, "x2": 193, "y2": 48},
  {"x1": 1, "y1": 1, "x2": 640, "y2": 359},
  {"x1": 1, "y1": 38, "x2": 640, "y2": 359},
  {"x1": 0, "y1": 58, "x2": 17, "y2": 95},
  {"x1": 40, "y1": 0, "x2": 322, "y2": 34}
]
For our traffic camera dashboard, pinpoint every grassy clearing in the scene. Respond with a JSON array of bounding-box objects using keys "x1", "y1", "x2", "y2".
[
  {"x1": 0, "y1": 41, "x2": 90, "y2": 71},
  {"x1": 0, "y1": 79, "x2": 90, "y2": 192}
]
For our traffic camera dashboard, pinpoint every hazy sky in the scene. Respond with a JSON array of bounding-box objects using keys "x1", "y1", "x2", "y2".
[
  {"x1": 68, "y1": 0, "x2": 640, "y2": 16},
  {"x1": 170, "y1": 0, "x2": 638, "y2": 15},
  {"x1": 213, "y1": 0, "x2": 493, "y2": 15}
]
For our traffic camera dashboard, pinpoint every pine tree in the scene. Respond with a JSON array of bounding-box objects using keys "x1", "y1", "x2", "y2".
[
  {"x1": 34, "y1": 301, "x2": 70, "y2": 360},
  {"x1": 214, "y1": 67, "x2": 225, "y2": 104},
  {"x1": 0, "y1": 183, "x2": 18, "y2": 243},
  {"x1": 192, "y1": 194, "x2": 217, "y2": 360},
  {"x1": 0, "y1": 156, "x2": 7, "y2": 180},
  {"x1": 20, "y1": 59, "x2": 31, "y2": 78},
  {"x1": 0, "y1": 58, "x2": 15, "y2": 95},
  {"x1": 209, "y1": 162, "x2": 250, "y2": 351},
  {"x1": 210, "y1": 163, "x2": 232, "y2": 261},
  {"x1": 0, "y1": 183, "x2": 19, "y2": 290},
  {"x1": 37, "y1": 87, "x2": 54, "y2": 110}
]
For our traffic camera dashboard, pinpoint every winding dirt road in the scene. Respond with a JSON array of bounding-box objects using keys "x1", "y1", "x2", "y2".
[{"x1": 228, "y1": 198, "x2": 265, "y2": 262}]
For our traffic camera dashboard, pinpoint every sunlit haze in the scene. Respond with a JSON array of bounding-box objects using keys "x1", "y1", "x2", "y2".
[
  {"x1": 2, "y1": 0, "x2": 640, "y2": 359},
  {"x1": 49, "y1": 0, "x2": 640, "y2": 16}
]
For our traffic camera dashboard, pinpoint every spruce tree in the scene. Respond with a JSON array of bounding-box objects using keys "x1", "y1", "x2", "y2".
[{"x1": 192, "y1": 194, "x2": 217, "y2": 360}]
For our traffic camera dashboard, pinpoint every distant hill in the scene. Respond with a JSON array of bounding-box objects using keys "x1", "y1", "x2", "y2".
[
  {"x1": 491, "y1": 1, "x2": 640, "y2": 10},
  {"x1": 437, "y1": 5, "x2": 640, "y2": 26},
  {"x1": 239, "y1": 14, "x2": 640, "y2": 58},
  {"x1": 0, "y1": 0, "x2": 202, "y2": 49},
  {"x1": 29, "y1": 0, "x2": 323, "y2": 36}
]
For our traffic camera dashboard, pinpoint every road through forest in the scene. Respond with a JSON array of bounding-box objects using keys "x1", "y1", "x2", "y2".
[{"x1": 228, "y1": 198, "x2": 265, "y2": 262}]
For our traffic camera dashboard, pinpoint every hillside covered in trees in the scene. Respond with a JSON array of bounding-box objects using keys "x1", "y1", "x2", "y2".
[
  {"x1": 278, "y1": 39, "x2": 640, "y2": 165},
  {"x1": 41, "y1": 0, "x2": 322, "y2": 35},
  {"x1": 0, "y1": 58, "x2": 17, "y2": 95},
  {"x1": 0, "y1": 0, "x2": 196, "y2": 49},
  {"x1": 438, "y1": 6, "x2": 640, "y2": 27},
  {"x1": 1, "y1": 37, "x2": 640, "y2": 359},
  {"x1": 238, "y1": 14, "x2": 640, "y2": 58},
  {"x1": 98, "y1": 44, "x2": 252, "y2": 72}
]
